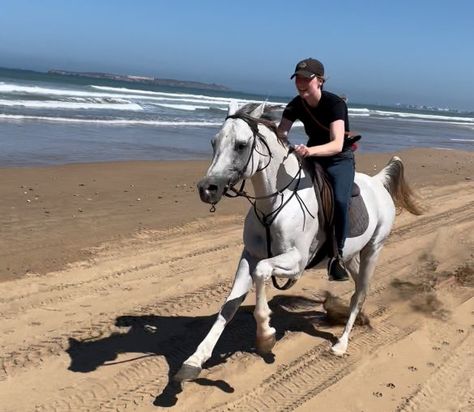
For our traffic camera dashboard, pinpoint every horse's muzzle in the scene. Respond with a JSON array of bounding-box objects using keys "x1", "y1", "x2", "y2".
[{"x1": 197, "y1": 176, "x2": 227, "y2": 204}]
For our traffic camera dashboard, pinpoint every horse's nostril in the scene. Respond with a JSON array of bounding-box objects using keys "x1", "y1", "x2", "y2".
[{"x1": 208, "y1": 184, "x2": 218, "y2": 193}]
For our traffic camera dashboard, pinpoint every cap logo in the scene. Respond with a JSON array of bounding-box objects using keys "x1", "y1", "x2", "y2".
[{"x1": 299, "y1": 62, "x2": 307, "y2": 68}]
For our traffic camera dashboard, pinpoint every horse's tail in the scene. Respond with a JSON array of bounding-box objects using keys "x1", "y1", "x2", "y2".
[{"x1": 376, "y1": 156, "x2": 424, "y2": 215}]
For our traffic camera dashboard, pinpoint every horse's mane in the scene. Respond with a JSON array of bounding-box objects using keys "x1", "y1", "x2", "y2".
[{"x1": 233, "y1": 103, "x2": 288, "y2": 146}]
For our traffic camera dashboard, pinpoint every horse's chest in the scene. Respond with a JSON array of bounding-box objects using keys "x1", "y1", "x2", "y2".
[{"x1": 243, "y1": 224, "x2": 289, "y2": 258}]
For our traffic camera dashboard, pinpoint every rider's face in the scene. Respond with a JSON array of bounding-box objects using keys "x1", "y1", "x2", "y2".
[{"x1": 295, "y1": 75, "x2": 320, "y2": 100}]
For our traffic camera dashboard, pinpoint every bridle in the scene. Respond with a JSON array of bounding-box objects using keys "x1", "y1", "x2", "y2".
[
  {"x1": 215, "y1": 113, "x2": 314, "y2": 290},
  {"x1": 225, "y1": 112, "x2": 274, "y2": 181}
]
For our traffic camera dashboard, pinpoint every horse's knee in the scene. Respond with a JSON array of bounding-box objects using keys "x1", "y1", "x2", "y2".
[{"x1": 253, "y1": 261, "x2": 272, "y2": 282}]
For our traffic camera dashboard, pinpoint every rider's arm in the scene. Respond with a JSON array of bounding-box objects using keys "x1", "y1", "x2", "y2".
[
  {"x1": 306, "y1": 119, "x2": 345, "y2": 156},
  {"x1": 294, "y1": 119, "x2": 345, "y2": 157},
  {"x1": 277, "y1": 117, "x2": 294, "y2": 143}
]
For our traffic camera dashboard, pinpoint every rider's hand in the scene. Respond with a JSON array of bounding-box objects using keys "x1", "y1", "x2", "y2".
[{"x1": 294, "y1": 144, "x2": 310, "y2": 157}]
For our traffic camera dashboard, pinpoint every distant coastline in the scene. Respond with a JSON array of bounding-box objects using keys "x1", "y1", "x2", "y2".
[{"x1": 48, "y1": 69, "x2": 231, "y2": 91}]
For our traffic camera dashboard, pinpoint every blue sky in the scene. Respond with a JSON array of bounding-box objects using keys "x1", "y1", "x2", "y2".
[{"x1": 1, "y1": 0, "x2": 473, "y2": 110}]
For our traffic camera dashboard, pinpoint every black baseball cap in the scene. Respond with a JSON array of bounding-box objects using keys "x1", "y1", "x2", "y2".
[{"x1": 290, "y1": 58, "x2": 325, "y2": 79}]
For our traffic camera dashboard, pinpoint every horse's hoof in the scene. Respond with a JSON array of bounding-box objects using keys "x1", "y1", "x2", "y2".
[
  {"x1": 256, "y1": 332, "x2": 276, "y2": 354},
  {"x1": 330, "y1": 341, "x2": 347, "y2": 357},
  {"x1": 173, "y1": 364, "x2": 202, "y2": 383}
]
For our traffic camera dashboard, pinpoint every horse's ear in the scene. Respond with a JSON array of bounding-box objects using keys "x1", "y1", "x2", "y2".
[
  {"x1": 249, "y1": 102, "x2": 265, "y2": 119},
  {"x1": 227, "y1": 100, "x2": 239, "y2": 116}
]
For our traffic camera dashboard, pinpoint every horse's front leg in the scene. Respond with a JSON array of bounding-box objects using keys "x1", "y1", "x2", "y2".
[
  {"x1": 253, "y1": 247, "x2": 304, "y2": 354},
  {"x1": 174, "y1": 250, "x2": 255, "y2": 383}
]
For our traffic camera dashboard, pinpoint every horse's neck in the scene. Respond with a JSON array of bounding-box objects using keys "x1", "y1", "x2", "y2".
[{"x1": 250, "y1": 130, "x2": 300, "y2": 213}]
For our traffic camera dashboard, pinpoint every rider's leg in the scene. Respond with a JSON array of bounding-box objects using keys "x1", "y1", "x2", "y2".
[{"x1": 324, "y1": 151, "x2": 355, "y2": 281}]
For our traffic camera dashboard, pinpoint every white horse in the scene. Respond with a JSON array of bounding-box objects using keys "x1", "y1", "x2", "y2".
[{"x1": 174, "y1": 102, "x2": 422, "y2": 382}]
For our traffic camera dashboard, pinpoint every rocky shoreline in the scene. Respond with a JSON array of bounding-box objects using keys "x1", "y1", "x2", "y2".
[{"x1": 48, "y1": 69, "x2": 231, "y2": 91}]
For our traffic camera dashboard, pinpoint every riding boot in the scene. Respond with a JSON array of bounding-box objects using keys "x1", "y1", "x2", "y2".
[{"x1": 327, "y1": 254, "x2": 350, "y2": 281}]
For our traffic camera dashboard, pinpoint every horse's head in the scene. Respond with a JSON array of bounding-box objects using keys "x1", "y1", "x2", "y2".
[{"x1": 198, "y1": 101, "x2": 268, "y2": 204}]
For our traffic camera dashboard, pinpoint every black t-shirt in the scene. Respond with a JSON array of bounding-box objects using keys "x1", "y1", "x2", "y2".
[{"x1": 282, "y1": 91, "x2": 350, "y2": 148}]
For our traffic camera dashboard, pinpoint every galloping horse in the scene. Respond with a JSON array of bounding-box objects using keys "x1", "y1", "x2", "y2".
[{"x1": 174, "y1": 102, "x2": 422, "y2": 382}]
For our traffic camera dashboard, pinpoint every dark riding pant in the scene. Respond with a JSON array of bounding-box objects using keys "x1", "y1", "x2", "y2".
[{"x1": 317, "y1": 150, "x2": 355, "y2": 255}]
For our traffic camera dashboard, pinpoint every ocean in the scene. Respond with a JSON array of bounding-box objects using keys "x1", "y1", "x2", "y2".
[{"x1": 1, "y1": 67, "x2": 473, "y2": 167}]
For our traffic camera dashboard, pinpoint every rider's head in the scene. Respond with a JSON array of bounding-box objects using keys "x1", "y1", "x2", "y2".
[{"x1": 290, "y1": 58, "x2": 325, "y2": 100}]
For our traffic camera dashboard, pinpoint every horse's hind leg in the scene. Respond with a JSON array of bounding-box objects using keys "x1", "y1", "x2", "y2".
[
  {"x1": 346, "y1": 253, "x2": 360, "y2": 280},
  {"x1": 331, "y1": 243, "x2": 382, "y2": 356},
  {"x1": 174, "y1": 251, "x2": 255, "y2": 382}
]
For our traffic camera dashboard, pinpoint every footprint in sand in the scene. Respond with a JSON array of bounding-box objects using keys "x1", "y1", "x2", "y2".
[
  {"x1": 408, "y1": 366, "x2": 418, "y2": 372},
  {"x1": 373, "y1": 391, "x2": 383, "y2": 398},
  {"x1": 386, "y1": 383, "x2": 396, "y2": 389}
]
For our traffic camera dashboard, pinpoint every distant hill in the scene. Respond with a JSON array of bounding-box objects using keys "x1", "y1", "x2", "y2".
[{"x1": 48, "y1": 69, "x2": 231, "y2": 91}]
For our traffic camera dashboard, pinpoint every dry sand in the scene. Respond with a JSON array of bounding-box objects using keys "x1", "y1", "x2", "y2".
[{"x1": 0, "y1": 148, "x2": 473, "y2": 411}]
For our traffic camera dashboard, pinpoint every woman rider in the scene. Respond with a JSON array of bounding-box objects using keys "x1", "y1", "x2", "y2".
[{"x1": 277, "y1": 58, "x2": 355, "y2": 281}]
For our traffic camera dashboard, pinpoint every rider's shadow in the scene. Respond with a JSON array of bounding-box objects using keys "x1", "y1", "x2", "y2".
[{"x1": 65, "y1": 295, "x2": 337, "y2": 407}]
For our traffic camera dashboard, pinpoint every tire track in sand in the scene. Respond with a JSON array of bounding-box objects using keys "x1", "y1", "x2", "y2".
[
  {"x1": 31, "y1": 248, "x2": 472, "y2": 412},
  {"x1": 0, "y1": 185, "x2": 472, "y2": 411},
  {"x1": 0, "y1": 231, "x2": 419, "y2": 381},
  {"x1": 208, "y1": 291, "x2": 474, "y2": 412}
]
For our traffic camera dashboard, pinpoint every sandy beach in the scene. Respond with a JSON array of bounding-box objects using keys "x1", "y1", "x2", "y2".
[{"x1": 0, "y1": 148, "x2": 473, "y2": 411}]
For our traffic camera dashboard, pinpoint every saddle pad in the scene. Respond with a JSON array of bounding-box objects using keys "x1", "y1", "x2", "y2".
[
  {"x1": 352, "y1": 182, "x2": 360, "y2": 197},
  {"x1": 348, "y1": 193, "x2": 369, "y2": 238}
]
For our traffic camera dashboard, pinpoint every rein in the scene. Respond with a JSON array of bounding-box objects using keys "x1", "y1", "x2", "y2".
[{"x1": 221, "y1": 114, "x2": 314, "y2": 290}]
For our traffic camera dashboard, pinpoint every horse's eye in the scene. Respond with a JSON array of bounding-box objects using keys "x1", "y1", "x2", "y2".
[{"x1": 236, "y1": 142, "x2": 247, "y2": 151}]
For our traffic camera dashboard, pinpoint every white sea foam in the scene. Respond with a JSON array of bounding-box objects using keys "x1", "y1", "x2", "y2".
[
  {"x1": 0, "y1": 113, "x2": 221, "y2": 126},
  {"x1": 450, "y1": 138, "x2": 474, "y2": 142},
  {"x1": 153, "y1": 103, "x2": 211, "y2": 111},
  {"x1": 349, "y1": 108, "x2": 370, "y2": 114},
  {"x1": 0, "y1": 83, "x2": 104, "y2": 97},
  {"x1": 144, "y1": 97, "x2": 229, "y2": 105},
  {"x1": 0, "y1": 82, "x2": 286, "y2": 108},
  {"x1": 91, "y1": 85, "x2": 287, "y2": 106},
  {"x1": 348, "y1": 108, "x2": 370, "y2": 117},
  {"x1": 91, "y1": 85, "x2": 235, "y2": 102},
  {"x1": 2, "y1": 81, "x2": 472, "y2": 127},
  {"x1": 444, "y1": 121, "x2": 474, "y2": 127},
  {"x1": 373, "y1": 109, "x2": 474, "y2": 123},
  {"x1": 0, "y1": 99, "x2": 143, "y2": 111},
  {"x1": 346, "y1": 106, "x2": 474, "y2": 123}
]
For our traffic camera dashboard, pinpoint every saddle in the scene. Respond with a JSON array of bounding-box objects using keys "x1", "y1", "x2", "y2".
[{"x1": 304, "y1": 159, "x2": 368, "y2": 269}]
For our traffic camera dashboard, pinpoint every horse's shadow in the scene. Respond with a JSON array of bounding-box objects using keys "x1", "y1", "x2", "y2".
[{"x1": 65, "y1": 295, "x2": 337, "y2": 407}]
